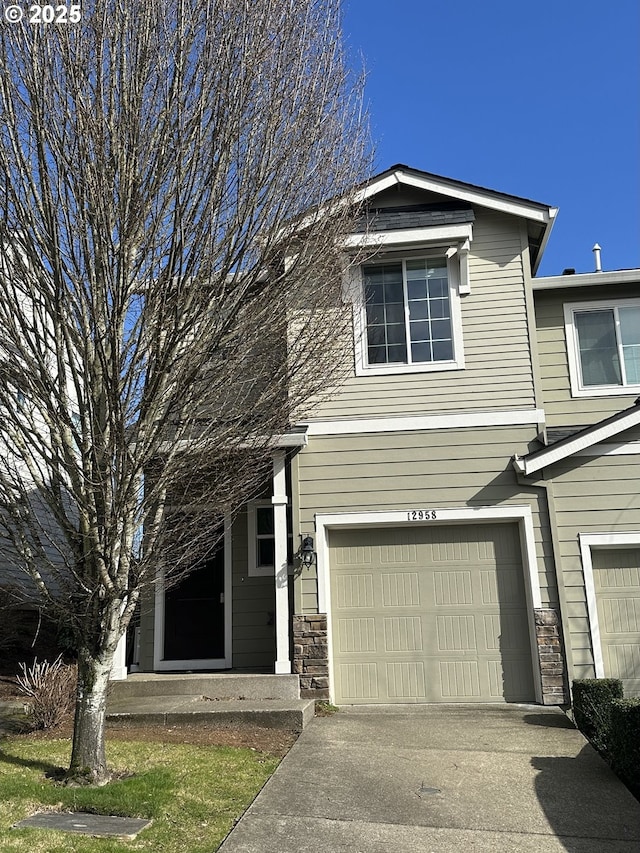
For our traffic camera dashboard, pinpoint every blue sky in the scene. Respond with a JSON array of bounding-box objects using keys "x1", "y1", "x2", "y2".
[{"x1": 343, "y1": 0, "x2": 639, "y2": 277}]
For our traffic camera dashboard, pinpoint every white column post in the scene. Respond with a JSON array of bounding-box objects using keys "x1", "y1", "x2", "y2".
[
  {"x1": 272, "y1": 450, "x2": 291, "y2": 674},
  {"x1": 111, "y1": 630, "x2": 128, "y2": 681}
]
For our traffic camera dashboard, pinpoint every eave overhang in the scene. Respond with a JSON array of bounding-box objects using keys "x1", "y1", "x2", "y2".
[
  {"x1": 354, "y1": 165, "x2": 557, "y2": 274},
  {"x1": 532, "y1": 268, "x2": 640, "y2": 291},
  {"x1": 513, "y1": 401, "x2": 640, "y2": 476}
]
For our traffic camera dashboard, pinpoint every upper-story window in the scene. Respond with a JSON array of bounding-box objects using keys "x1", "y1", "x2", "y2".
[
  {"x1": 564, "y1": 299, "x2": 640, "y2": 396},
  {"x1": 354, "y1": 253, "x2": 464, "y2": 376}
]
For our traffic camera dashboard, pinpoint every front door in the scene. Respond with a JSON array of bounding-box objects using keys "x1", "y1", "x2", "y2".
[{"x1": 163, "y1": 543, "x2": 226, "y2": 665}]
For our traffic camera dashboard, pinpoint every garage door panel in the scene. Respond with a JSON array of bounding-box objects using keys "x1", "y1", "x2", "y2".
[
  {"x1": 386, "y1": 661, "x2": 427, "y2": 699},
  {"x1": 593, "y1": 547, "x2": 640, "y2": 697},
  {"x1": 381, "y1": 572, "x2": 421, "y2": 606},
  {"x1": 331, "y1": 524, "x2": 535, "y2": 704},
  {"x1": 334, "y1": 572, "x2": 374, "y2": 608},
  {"x1": 336, "y1": 617, "x2": 376, "y2": 653},
  {"x1": 433, "y1": 571, "x2": 473, "y2": 605},
  {"x1": 383, "y1": 616, "x2": 423, "y2": 652}
]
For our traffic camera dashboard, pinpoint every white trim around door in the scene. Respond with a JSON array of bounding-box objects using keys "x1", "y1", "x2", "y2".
[
  {"x1": 579, "y1": 531, "x2": 640, "y2": 679},
  {"x1": 314, "y1": 505, "x2": 544, "y2": 705},
  {"x1": 153, "y1": 514, "x2": 233, "y2": 671}
]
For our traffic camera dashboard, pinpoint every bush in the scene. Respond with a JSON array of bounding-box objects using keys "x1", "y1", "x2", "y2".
[
  {"x1": 608, "y1": 698, "x2": 640, "y2": 797},
  {"x1": 16, "y1": 655, "x2": 77, "y2": 730},
  {"x1": 572, "y1": 678, "x2": 623, "y2": 754}
]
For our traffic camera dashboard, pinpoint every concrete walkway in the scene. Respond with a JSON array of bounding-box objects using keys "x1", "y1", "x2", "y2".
[{"x1": 218, "y1": 704, "x2": 640, "y2": 852}]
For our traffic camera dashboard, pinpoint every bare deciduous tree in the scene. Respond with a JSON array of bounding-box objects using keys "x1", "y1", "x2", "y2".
[{"x1": 0, "y1": 0, "x2": 370, "y2": 784}]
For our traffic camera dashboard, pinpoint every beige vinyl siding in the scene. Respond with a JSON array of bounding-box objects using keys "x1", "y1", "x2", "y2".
[
  {"x1": 547, "y1": 444, "x2": 640, "y2": 680},
  {"x1": 534, "y1": 284, "x2": 640, "y2": 425},
  {"x1": 231, "y1": 508, "x2": 276, "y2": 669},
  {"x1": 295, "y1": 425, "x2": 555, "y2": 614},
  {"x1": 306, "y1": 212, "x2": 536, "y2": 421}
]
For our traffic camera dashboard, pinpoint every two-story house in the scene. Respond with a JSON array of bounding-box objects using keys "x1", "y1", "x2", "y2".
[{"x1": 136, "y1": 165, "x2": 640, "y2": 706}]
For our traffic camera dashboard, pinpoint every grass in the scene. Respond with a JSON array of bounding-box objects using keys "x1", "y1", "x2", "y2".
[{"x1": 0, "y1": 735, "x2": 280, "y2": 852}]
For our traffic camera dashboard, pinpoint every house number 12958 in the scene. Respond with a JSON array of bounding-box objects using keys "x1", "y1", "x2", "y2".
[{"x1": 407, "y1": 510, "x2": 437, "y2": 521}]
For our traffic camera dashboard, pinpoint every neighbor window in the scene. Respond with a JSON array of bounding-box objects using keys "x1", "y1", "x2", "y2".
[
  {"x1": 359, "y1": 256, "x2": 462, "y2": 374},
  {"x1": 565, "y1": 300, "x2": 640, "y2": 395}
]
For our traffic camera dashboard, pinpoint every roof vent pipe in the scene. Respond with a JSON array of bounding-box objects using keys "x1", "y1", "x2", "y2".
[{"x1": 592, "y1": 243, "x2": 602, "y2": 272}]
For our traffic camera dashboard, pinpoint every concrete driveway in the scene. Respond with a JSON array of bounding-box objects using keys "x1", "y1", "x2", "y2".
[{"x1": 218, "y1": 704, "x2": 640, "y2": 853}]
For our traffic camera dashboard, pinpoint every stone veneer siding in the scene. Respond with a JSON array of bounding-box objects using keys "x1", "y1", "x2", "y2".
[
  {"x1": 535, "y1": 608, "x2": 568, "y2": 705},
  {"x1": 292, "y1": 614, "x2": 329, "y2": 699}
]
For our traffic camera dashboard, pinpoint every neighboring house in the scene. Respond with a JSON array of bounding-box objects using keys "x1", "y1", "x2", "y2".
[{"x1": 135, "y1": 164, "x2": 640, "y2": 706}]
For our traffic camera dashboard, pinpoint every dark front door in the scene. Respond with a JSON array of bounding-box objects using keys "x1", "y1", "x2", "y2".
[{"x1": 163, "y1": 544, "x2": 225, "y2": 662}]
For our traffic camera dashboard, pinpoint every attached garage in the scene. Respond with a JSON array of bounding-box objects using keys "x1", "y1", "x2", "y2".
[
  {"x1": 591, "y1": 548, "x2": 640, "y2": 697},
  {"x1": 329, "y1": 523, "x2": 536, "y2": 704}
]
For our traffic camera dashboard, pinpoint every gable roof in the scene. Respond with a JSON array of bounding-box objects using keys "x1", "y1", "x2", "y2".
[
  {"x1": 513, "y1": 401, "x2": 640, "y2": 476},
  {"x1": 356, "y1": 165, "x2": 558, "y2": 273}
]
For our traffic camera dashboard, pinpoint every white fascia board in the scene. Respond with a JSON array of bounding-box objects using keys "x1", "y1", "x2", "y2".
[
  {"x1": 396, "y1": 172, "x2": 555, "y2": 224},
  {"x1": 353, "y1": 172, "x2": 401, "y2": 203},
  {"x1": 533, "y1": 268, "x2": 640, "y2": 291},
  {"x1": 343, "y1": 223, "x2": 473, "y2": 250},
  {"x1": 303, "y1": 409, "x2": 545, "y2": 437},
  {"x1": 513, "y1": 406, "x2": 640, "y2": 476},
  {"x1": 275, "y1": 431, "x2": 308, "y2": 447}
]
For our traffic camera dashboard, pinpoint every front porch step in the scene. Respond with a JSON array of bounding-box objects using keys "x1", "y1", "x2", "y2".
[
  {"x1": 109, "y1": 673, "x2": 300, "y2": 702},
  {"x1": 106, "y1": 696, "x2": 315, "y2": 731}
]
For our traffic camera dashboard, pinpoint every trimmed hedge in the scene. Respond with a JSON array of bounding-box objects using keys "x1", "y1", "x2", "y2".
[
  {"x1": 609, "y1": 698, "x2": 640, "y2": 796},
  {"x1": 572, "y1": 678, "x2": 623, "y2": 754}
]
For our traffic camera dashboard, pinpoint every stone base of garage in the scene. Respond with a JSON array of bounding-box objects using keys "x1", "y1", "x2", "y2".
[
  {"x1": 535, "y1": 608, "x2": 568, "y2": 705},
  {"x1": 292, "y1": 614, "x2": 329, "y2": 700}
]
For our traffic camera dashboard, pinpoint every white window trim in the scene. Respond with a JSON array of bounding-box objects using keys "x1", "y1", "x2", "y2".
[
  {"x1": 353, "y1": 250, "x2": 466, "y2": 377},
  {"x1": 564, "y1": 299, "x2": 640, "y2": 397},
  {"x1": 579, "y1": 532, "x2": 640, "y2": 678},
  {"x1": 315, "y1": 505, "x2": 543, "y2": 705},
  {"x1": 247, "y1": 499, "x2": 293, "y2": 577}
]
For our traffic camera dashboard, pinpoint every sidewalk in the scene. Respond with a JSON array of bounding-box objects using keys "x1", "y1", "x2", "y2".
[{"x1": 218, "y1": 704, "x2": 640, "y2": 852}]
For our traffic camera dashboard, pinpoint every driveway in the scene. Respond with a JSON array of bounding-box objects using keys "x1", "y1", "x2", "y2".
[{"x1": 218, "y1": 704, "x2": 640, "y2": 853}]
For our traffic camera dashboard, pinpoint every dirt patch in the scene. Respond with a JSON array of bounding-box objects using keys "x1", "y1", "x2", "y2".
[{"x1": 4, "y1": 714, "x2": 299, "y2": 758}]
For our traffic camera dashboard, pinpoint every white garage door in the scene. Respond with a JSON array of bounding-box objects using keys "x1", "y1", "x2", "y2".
[
  {"x1": 330, "y1": 523, "x2": 535, "y2": 704},
  {"x1": 592, "y1": 548, "x2": 640, "y2": 697}
]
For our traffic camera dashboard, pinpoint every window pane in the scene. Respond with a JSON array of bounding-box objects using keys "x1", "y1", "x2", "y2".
[
  {"x1": 368, "y1": 345, "x2": 388, "y2": 364},
  {"x1": 387, "y1": 344, "x2": 407, "y2": 363},
  {"x1": 408, "y1": 300, "x2": 428, "y2": 320},
  {"x1": 619, "y1": 307, "x2": 640, "y2": 346},
  {"x1": 365, "y1": 282, "x2": 384, "y2": 304},
  {"x1": 256, "y1": 507, "x2": 274, "y2": 535},
  {"x1": 432, "y1": 339, "x2": 454, "y2": 361},
  {"x1": 428, "y1": 278, "x2": 448, "y2": 298},
  {"x1": 411, "y1": 341, "x2": 432, "y2": 362},
  {"x1": 384, "y1": 282, "x2": 404, "y2": 303},
  {"x1": 407, "y1": 280, "x2": 428, "y2": 300},
  {"x1": 258, "y1": 539, "x2": 275, "y2": 567},
  {"x1": 385, "y1": 303, "x2": 405, "y2": 324},
  {"x1": 575, "y1": 311, "x2": 622, "y2": 386},
  {"x1": 620, "y1": 307, "x2": 640, "y2": 384},
  {"x1": 366, "y1": 303, "x2": 384, "y2": 325},
  {"x1": 409, "y1": 321, "x2": 430, "y2": 342},
  {"x1": 429, "y1": 298, "x2": 449, "y2": 319},
  {"x1": 386, "y1": 323, "x2": 406, "y2": 345},
  {"x1": 431, "y1": 319, "x2": 452, "y2": 340},
  {"x1": 367, "y1": 324, "x2": 386, "y2": 346}
]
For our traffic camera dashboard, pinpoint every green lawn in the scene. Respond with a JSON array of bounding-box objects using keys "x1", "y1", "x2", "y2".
[{"x1": 0, "y1": 736, "x2": 280, "y2": 852}]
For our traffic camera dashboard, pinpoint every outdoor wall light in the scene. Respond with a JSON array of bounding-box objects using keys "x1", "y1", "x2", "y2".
[{"x1": 300, "y1": 534, "x2": 316, "y2": 568}]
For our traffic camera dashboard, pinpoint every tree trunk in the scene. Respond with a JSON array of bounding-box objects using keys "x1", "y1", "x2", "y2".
[{"x1": 67, "y1": 647, "x2": 114, "y2": 785}]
